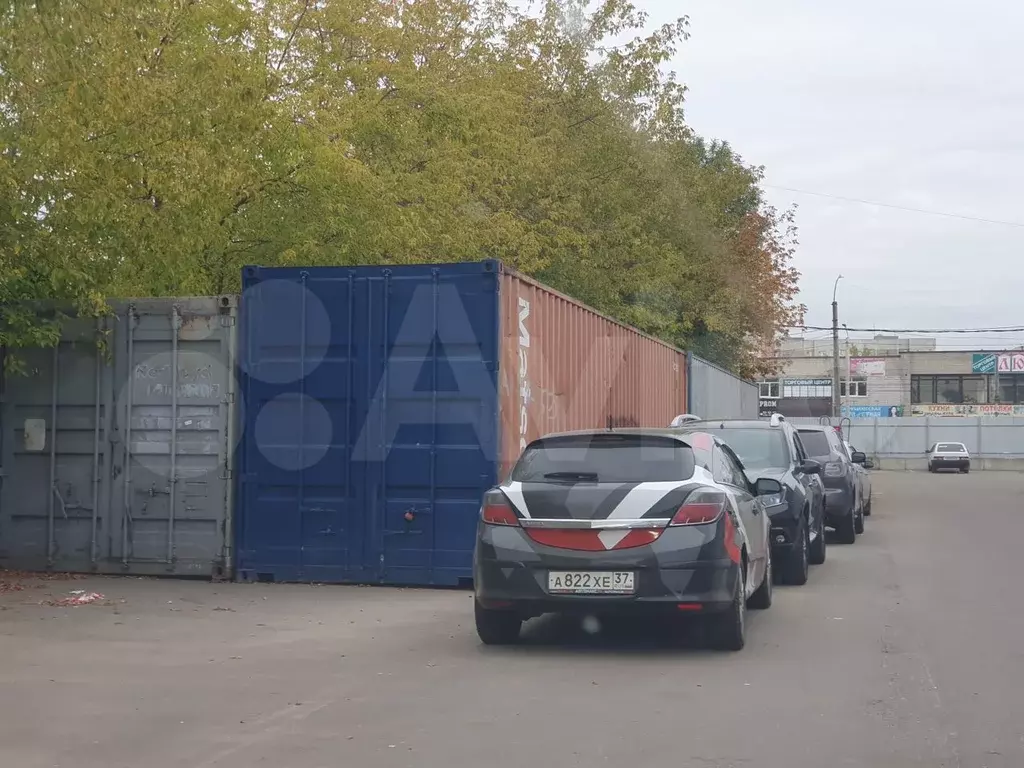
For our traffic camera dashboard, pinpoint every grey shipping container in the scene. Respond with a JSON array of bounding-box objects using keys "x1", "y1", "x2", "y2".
[
  {"x1": 0, "y1": 297, "x2": 238, "y2": 577},
  {"x1": 686, "y1": 353, "x2": 758, "y2": 420}
]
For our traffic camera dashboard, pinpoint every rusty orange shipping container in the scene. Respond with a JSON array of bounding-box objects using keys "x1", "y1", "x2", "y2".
[{"x1": 497, "y1": 266, "x2": 687, "y2": 478}]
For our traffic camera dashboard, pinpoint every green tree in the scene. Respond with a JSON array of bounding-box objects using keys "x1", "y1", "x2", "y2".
[{"x1": 1, "y1": 0, "x2": 803, "y2": 375}]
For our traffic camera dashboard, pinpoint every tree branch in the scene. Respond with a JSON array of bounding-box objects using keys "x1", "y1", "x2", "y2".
[{"x1": 276, "y1": 0, "x2": 312, "y2": 72}]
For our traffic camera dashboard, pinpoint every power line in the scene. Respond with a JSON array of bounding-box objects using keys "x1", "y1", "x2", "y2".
[
  {"x1": 792, "y1": 325, "x2": 1024, "y2": 334},
  {"x1": 763, "y1": 184, "x2": 1024, "y2": 229}
]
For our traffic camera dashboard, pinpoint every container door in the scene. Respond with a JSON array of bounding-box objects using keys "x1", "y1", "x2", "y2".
[
  {"x1": 238, "y1": 262, "x2": 500, "y2": 585},
  {"x1": 361, "y1": 267, "x2": 499, "y2": 586},
  {"x1": 112, "y1": 300, "x2": 235, "y2": 576},
  {"x1": 238, "y1": 272, "x2": 365, "y2": 583}
]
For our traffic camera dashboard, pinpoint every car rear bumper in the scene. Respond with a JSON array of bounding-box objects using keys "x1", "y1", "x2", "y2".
[
  {"x1": 823, "y1": 486, "x2": 855, "y2": 521},
  {"x1": 474, "y1": 525, "x2": 738, "y2": 615},
  {"x1": 930, "y1": 458, "x2": 970, "y2": 469}
]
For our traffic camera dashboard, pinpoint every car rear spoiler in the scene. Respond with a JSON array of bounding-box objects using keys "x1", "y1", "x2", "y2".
[{"x1": 668, "y1": 414, "x2": 701, "y2": 427}]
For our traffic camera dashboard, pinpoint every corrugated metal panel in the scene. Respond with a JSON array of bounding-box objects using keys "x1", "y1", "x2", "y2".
[
  {"x1": 497, "y1": 267, "x2": 687, "y2": 476},
  {"x1": 236, "y1": 262, "x2": 500, "y2": 586},
  {"x1": 0, "y1": 298, "x2": 236, "y2": 576},
  {"x1": 686, "y1": 354, "x2": 758, "y2": 419}
]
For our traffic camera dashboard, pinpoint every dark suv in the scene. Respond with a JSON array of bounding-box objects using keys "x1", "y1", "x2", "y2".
[
  {"x1": 796, "y1": 426, "x2": 862, "y2": 544},
  {"x1": 672, "y1": 415, "x2": 827, "y2": 586}
]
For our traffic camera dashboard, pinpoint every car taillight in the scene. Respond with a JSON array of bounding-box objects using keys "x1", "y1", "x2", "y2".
[
  {"x1": 824, "y1": 462, "x2": 845, "y2": 477},
  {"x1": 481, "y1": 494, "x2": 519, "y2": 526},
  {"x1": 669, "y1": 491, "x2": 727, "y2": 526}
]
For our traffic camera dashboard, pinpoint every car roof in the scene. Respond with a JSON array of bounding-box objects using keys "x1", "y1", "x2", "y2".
[
  {"x1": 673, "y1": 419, "x2": 779, "y2": 430},
  {"x1": 533, "y1": 428, "x2": 701, "y2": 444},
  {"x1": 796, "y1": 425, "x2": 829, "y2": 432}
]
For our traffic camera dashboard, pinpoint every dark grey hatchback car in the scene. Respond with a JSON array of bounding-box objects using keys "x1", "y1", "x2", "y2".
[{"x1": 473, "y1": 429, "x2": 779, "y2": 651}]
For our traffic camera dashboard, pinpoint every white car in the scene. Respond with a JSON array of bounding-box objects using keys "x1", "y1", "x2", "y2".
[{"x1": 927, "y1": 442, "x2": 971, "y2": 474}]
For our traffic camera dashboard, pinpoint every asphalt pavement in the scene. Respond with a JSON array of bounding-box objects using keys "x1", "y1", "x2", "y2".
[{"x1": 1, "y1": 470, "x2": 1022, "y2": 768}]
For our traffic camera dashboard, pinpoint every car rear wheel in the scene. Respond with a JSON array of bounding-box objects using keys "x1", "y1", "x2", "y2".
[
  {"x1": 864, "y1": 495, "x2": 872, "y2": 516},
  {"x1": 808, "y1": 510, "x2": 826, "y2": 566},
  {"x1": 475, "y1": 602, "x2": 522, "y2": 645},
  {"x1": 709, "y1": 567, "x2": 746, "y2": 651},
  {"x1": 854, "y1": 506, "x2": 865, "y2": 535},
  {"x1": 781, "y1": 518, "x2": 809, "y2": 586},
  {"x1": 961, "y1": 466, "x2": 970, "y2": 474},
  {"x1": 747, "y1": 551, "x2": 772, "y2": 610},
  {"x1": 837, "y1": 511, "x2": 856, "y2": 544}
]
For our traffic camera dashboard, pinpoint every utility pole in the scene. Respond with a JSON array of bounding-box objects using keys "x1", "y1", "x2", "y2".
[
  {"x1": 832, "y1": 275, "x2": 843, "y2": 418},
  {"x1": 844, "y1": 324, "x2": 852, "y2": 415},
  {"x1": 994, "y1": 350, "x2": 1002, "y2": 403}
]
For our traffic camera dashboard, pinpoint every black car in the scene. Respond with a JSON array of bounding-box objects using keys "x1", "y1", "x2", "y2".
[
  {"x1": 672, "y1": 415, "x2": 826, "y2": 586},
  {"x1": 797, "y1": 426, "x2": 862, "y2": 543},
  {"x1": 473, "y1": 429, "x2": 779, "y2": 651}
]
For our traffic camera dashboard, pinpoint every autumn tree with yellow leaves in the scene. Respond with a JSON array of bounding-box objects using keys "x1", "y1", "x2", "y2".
[{"x1": 1, "y1": 0, "x2": 802, "y2": 375}]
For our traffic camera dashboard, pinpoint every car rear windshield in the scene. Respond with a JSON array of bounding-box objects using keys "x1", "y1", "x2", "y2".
[
  {"x1": 694, "y1": 428, "x2": 790, "y2": 470},
  {"x1": 797, "y1": 430, "x2": 831, "y2": 457},
  {"x1": 511, "y1": 434, "x2": 695, "y2": 483},
  {"x1": 937, "y1": 443, "x2": 966, "y2": 452}
]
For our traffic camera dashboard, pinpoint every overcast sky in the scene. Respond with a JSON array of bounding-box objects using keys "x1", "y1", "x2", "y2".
[{"x1": 645, "y1": 0, "x2": 1024, "y2": 351}]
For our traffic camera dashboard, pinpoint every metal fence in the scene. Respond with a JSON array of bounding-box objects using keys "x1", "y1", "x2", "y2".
[
  {"x1": 0, "y1": 297, "x2": 238, "y2": 575},
  {"x1": 687, "y1": 354, "x2": 758, "y2": 420},
  {"x1": 788, "y1": 416, "x2": 1024, "y2": 470}
]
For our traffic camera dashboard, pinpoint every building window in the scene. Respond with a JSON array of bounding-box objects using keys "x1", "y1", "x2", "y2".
[
  {"x1": 840, "y1": 379, "x2": 867, "y2": 397},
  {"x1": 998, "y1": 376, "x2": 1019, "y2": 404},
  {"x1": 912, "y1": 376, "x2": 934, "y2": 404},
  {"x1": 936, "y1": 377, "x2": 961, "y2": 403},
  {"x1": 961, "y1": 376, "x2": 987, "y2": 404},
  {"x1": 993, "y1": 374, "x2": 1024, "y2": 404},
  {"x1": 912, "y1": 374, "x2": 1004, "y2": 405},
  {"x1": 759, "y1": 380, "x2": 780, "y2": 398}
]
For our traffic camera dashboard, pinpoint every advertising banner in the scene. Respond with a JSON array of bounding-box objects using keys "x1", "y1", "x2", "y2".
[
  {"x1": 842, "y1": 405, "x2": 903, "y2": 418},
  {"x1": 850, "y1": 357, "x2": 886, "y2": 376},
  {"x1": 911, "y1": 403, "x2": 1024, "y2": 417}
]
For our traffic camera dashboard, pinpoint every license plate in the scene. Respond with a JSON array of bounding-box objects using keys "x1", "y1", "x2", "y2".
[{"x1": 547, "y1": 571, "x2": 635, "y2": 595}]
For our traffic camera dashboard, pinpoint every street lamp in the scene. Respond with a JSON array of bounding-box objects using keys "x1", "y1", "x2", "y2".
[{"x1": 832, "y1": 275, "x2": 844, "y2": 418}]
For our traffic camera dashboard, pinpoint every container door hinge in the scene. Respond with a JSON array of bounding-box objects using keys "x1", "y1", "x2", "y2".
[
  {"x1": 220, "y1": 315, "x2": 236, "y2": 327},
  {"x1": 219, "y1": 468, "x2": 233, "y2": 480}
]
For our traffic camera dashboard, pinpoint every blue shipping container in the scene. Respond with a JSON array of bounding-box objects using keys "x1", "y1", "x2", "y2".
[{"x1": 237, "y1": 261, "x2": 500, "y2": 585}]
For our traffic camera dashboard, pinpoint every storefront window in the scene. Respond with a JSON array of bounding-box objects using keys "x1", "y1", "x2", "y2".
[
  {"x1": 935, "y1": 377, "x2": 962, "y2": 404},
  {"x1": 913, "y1": 374, "x2": 1023, "y2": 404},
  {"x1": 996, "y1": 375, "x2": 1022, "y2": 404},
  {"x1": 961, "y1": 376, "x2": 988, "y2": 404}
]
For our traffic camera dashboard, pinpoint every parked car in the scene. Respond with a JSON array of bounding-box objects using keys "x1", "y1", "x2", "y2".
[
  {"x1": 473, "y1": 429, "x2": 776, "y2": 650},
  {"x1": 797, "y1": 426, "x2": 861, "y2": 543},
  {"x1": 671, "y1": 415, "x2": 826, "y2": 586},
  {"x1": 927, "y1": 442, "x2": 971, "y2": 473},
  {"x1": 844, "y1": 440, "x2": 874, "y2": 516}
]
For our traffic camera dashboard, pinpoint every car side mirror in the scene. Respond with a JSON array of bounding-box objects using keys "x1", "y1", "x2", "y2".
[
  {"x1": 754, "y1": 477, "x2": 783, "y2": 496},
  {"x1": 863, "y1": 459, "x2": 874, "y2": 470},
  {"x1": 850, "y1": 451, "x2": 867, "y2": 465},
  {"x1": 799, "y1": 459, "x2": 822, "y2": 475}
]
